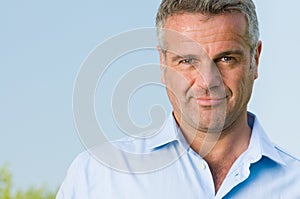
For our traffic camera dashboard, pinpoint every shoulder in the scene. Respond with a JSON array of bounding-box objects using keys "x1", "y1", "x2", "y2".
[
  {"x1": 274, "y1": 145, "x2": 300, "y2": 167},
  {"x1": 61, "y1": 151, "x2": 100, "y2": 184},
  {"x1": 56, "y1": 151, "x2": 110, "y2": 198},
  {"x1": 69, "y1": 151, "x2": 92, "y2": 169},
  {"x1": 66, "y1": 151, "x2": 95, "y2": 172}
]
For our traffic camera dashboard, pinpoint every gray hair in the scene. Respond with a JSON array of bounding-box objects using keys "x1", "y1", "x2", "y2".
[{"x1": 156, "y1": 0, "x2": 260, "y2": 55}]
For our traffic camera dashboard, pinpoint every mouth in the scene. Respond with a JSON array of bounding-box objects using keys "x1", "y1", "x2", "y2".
[{"x1": 195, "y1": 96, "x2": 228, "y2": 107}]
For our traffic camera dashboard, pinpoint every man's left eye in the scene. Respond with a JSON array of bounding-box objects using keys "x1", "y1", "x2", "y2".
[{"x1": 220, "y1": 57, "x2": 234, "y2": 63}]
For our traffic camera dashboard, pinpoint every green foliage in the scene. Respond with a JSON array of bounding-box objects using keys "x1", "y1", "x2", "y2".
[
  {"x1": 0, "y1": 166, "x2": 56, "y2": 199},
  {"x1": 0, "y1": 166, "x2": 12, "y2": 199},
  {"x1": 13, "y1": 188, "x2": 55, "y2": 199}
]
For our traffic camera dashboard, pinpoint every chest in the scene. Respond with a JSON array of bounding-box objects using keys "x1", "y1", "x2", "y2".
[
  {"x1": 76, "y1": 155, "x2": 300, "y2": 199},
  {"x1": 209, "y1": 162, "x2": 233, "y2": 192}
]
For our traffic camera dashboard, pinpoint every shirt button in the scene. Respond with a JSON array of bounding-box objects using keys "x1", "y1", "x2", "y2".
[{"x1": 200, "y1": 163, "x2": 206, "y2": 170}]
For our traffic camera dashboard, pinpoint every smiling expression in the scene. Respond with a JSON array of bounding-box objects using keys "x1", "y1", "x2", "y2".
[{"x1": 159, "y1": 12, "x2": 261, "y2": 134}]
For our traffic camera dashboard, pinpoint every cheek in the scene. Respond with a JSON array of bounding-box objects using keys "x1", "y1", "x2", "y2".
[
  {"x1": 163, "y1": 67, "x2": 192, "y2": 97},
  {"x1": 221, "y1": 70, "x2": 245, "y2": 96},
  {"x1": 223, "y1": 70, "x2": 254, "y2": 103}
]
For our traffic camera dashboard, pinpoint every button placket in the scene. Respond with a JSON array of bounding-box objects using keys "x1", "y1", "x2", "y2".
[{"x1": 188, "y1": 149, "x2": 215, "y2": 196}]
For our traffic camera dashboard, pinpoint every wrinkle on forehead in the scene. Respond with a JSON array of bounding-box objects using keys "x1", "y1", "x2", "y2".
[
  {"x1": 162, "y1": 12, "x2": 250, "y2": 56},
  {"x1": 165, "y1": 12, "x2": 247, "y2": 32}
]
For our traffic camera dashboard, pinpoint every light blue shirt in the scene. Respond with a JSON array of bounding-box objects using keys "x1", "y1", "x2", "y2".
[{"x1": 57, "y1": 112, "x2": 300, "y2": 199}]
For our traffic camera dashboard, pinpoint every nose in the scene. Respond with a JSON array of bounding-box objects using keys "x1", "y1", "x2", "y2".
[{"x1": 194, "y1": 61, "x2": 222, "y2": 90}]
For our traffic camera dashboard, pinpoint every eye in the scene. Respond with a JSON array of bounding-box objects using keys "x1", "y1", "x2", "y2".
[
  {"x1": 179, "y1": 58, "x2": 195, "y2": 65},
  {"x1": 220, "y1": 56, "x2": 235, "y2": 63}
]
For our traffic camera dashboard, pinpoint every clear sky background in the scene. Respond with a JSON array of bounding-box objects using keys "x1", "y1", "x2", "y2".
[{"x1": 1, "y1": 0, "x2": 300, "y2": 192}]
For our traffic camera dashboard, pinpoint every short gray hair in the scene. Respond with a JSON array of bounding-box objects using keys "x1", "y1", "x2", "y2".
[{"x1": 156, "y1": 0, "x2": 260, "y2": 54}]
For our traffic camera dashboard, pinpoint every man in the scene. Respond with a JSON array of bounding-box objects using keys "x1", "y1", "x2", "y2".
[{"x1": 57, "y1": 0, "x2": 300, "y2": 198}]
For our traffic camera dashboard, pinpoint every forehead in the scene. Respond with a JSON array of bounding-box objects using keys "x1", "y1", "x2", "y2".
[
  {"x1": 164, "y1": 12, "x2": 248, "y2": 34},
  {"x1": 162, "y1": 12, "x2": 250, "y2": 56}
]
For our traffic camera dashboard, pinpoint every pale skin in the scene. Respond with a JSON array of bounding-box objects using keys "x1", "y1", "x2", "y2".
[{"x1": 158, "y1": 12, "x2": 262, "y2": 193}]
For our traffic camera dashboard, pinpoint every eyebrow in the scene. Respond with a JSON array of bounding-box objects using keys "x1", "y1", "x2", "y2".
[
  {"x1": 214, "y1": 50, "x2": 245, "y2": 59},
  {"x1": 169, "y1": 54, "x2": 199, "y2": 62}
]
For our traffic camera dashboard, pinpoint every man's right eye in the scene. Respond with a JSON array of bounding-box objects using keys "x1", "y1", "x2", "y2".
[{"x1": 179, "y1": 58, "x2": 194, "y2": 65}]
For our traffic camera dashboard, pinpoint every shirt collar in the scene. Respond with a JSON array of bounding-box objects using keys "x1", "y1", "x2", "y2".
[
  {"x1": 246, "y1": 112, "x2": 286, "y2": 166},
  {"x1": 146, "y1": 113, "x2": 188, "y2": 150}
]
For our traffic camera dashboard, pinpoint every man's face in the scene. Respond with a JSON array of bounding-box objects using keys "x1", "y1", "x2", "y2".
[{"x1": 159, "y1": 12, "x2": 261, "y2": 134}]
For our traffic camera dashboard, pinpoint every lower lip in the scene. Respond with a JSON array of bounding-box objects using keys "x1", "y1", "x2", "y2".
[{"x1": 195, "y1": 98, "x2": 227, "y2": 106}]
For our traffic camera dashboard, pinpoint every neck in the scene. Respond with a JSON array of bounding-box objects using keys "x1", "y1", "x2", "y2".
[
  {"x1": 179, "y1": 111, "x2": 251, "y2": 158},
  {"x1": 177, "y1": 111, "x2": 252, "y2": 193}
]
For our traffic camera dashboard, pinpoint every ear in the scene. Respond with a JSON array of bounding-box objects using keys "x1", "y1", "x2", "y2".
[
  {"x1": 157, "y1": 46, "x2": 166, "y2": 84},
  {"x1": 253, "y1": 41, "x2": 262, "y2": 80}
]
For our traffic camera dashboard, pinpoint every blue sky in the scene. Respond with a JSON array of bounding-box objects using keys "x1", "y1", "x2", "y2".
[{"x1": 1, "y1": 0, "x2": 299, "y2": 192}]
